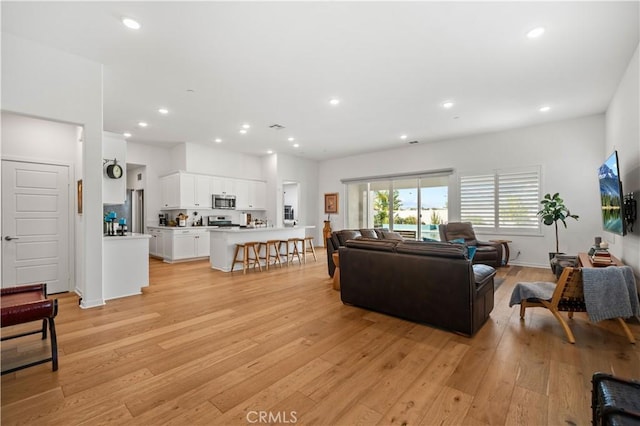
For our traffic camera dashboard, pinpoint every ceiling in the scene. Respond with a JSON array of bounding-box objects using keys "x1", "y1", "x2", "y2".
[{"x1": 2, "y1": 2, "x2": 638, "y2": 161}]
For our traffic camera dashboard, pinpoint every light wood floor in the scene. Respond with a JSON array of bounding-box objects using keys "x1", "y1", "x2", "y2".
[{"x1": 2, "y1": 251, "x2": 639, "y2": 425}]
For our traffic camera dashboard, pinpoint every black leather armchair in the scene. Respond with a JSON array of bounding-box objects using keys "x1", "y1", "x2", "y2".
[{"x1": 439, "y1": 222, "x2": 503, "y2": 267}]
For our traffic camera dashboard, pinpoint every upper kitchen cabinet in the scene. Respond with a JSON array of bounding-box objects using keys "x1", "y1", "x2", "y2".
[
  {"x1": 161, "y1": 172, "x2": 266, "y2": 210},
  {"x1": 183, "y1": 174, "x2": 212, "y2": 208},
  {"x1": 236, "y1": 179, "x2": 266, "y2": 210},
  {"x1": 161, "y1": 172, "x2": 211, "y2": 209},
  {"x1": 160, "y1": 173, "x2": 180, "y2": 209},
  {"x1": 103, "y1": 132, "x2": 127, "y2": 204},
  {"x1": 211, "y1": 176, "x2": 234, "y2": 196}
]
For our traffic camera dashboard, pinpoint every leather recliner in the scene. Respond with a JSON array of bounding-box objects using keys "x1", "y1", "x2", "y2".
[{"x1": 438, "y1": 222, "x2": 503, "y2": 267}]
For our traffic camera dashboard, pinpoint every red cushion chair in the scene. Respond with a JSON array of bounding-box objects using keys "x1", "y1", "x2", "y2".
[{"x1": 1, "y1": 283, "x2": 58, "y2": 374}]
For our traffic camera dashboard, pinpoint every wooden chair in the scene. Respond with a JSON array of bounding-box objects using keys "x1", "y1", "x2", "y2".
[
  {"x1": 1, "y1": 283, "x2": 59, "y2": 374},
  {"x1": 519, "y1": 267, "x2": 636, "y2": 344}
]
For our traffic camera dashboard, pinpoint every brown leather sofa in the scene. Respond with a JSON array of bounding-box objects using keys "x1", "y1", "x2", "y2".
[
  {"x1": 339, "y1": 238, "x2": 496, "y2": 336},
  {"x1": 438, "y1": 222, "x2": 503, "y2": 267},
  {"x1": 326, "y1": 228, "x2": 404, "y2": 277}
]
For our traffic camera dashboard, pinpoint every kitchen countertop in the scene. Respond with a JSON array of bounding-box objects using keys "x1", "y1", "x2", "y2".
[
  {"x1": 103, "y1": 233, "x2": 151, "y2": 240},
  {"x1": 208, "y1": 225, "x2": 315, "y2": 232},
  {"x1": 147, "y1": 225, "x2": 220, "y2": 230}
]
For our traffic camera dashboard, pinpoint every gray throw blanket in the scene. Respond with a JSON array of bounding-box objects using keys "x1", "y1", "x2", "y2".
[
  {"x1": 509, "y1": 281, "x2": 556, "y2": 307},
  {"x1": 582, "y1": 266, "x2": 640, "y2": 322}
]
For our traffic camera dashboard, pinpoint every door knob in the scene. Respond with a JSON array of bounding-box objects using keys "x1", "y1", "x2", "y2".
[{"x1": 4, "y1": 236, "x2": 19, "y2": 241}]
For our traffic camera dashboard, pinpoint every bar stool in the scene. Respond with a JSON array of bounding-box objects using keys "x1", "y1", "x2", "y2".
[
  {"x1": 258, "y1": 240, "x2": 283, "y2": 270},
  {"x1": 279, "y1": 238, "x2": 302, "y2": 265},
  {"x1": 303, "y1": 236, "x2": 317, "y2": 263},
  {"x1": 231, "y1": 241, "x2": 262, "y2": 274}
]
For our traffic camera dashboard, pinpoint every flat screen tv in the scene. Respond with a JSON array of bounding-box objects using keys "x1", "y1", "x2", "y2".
[{"x1": 598, "y1": 150, "x2": 625, "y2": 236}]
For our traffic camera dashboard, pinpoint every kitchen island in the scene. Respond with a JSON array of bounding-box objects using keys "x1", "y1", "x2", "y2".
[
  {"x1": 103, "y1": 233, "x2": 151, "y2": 300},
  {"x1": 209, "y1": 226, "x2": 315, "y2": 272}
]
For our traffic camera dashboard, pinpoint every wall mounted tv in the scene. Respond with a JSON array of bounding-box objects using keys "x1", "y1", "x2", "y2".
[{"x1": 598, "y1": 150, "x2": 625, "y2": 236}]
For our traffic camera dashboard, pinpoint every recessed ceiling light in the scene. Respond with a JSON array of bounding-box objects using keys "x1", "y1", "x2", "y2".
[
  {"x1": 539, "y1": 105, "x2": 551, "y2": 112},
  {"x1": 242, "y1": 123, "x2": 251, "y2": 129},
  {"x1": 329, "y1": 98, "x2": 341, "y2": 106},
  {"x1": 158, "y1": 108, "x2": 169, "y2": 115},
  {"x1": 293, "y1": 144, "x2": 300, "y2": 148},
  {"x1": 138, "y1": 121, "x2": 148, "y2": 127},
  {"x1": 527, "y1": 27, "x2": 545, "y2": 39},
  {"x1": 121, "y1": 17, "x2": 141, "y2": 30},
  {"x1": 442, "y1": 101, "x2": 454, "y2": 109},
  {"x1": 267, "y1": 150, "x2": 274, "y2": 154},
  {"x1": 400, "y1": 135, "x2": 408, "y2": 140},
  {"x1": 123, "y1": 132, "x2": 132, "y2": 138},
  {"x1": 288, "y1": 137, "x2": 295, "y2": 142},
  {"x1": 239, "y1": 129, "x2": 247, "y2": 134},
  {"x1": 214, "y1": 138, "x2": 222, "y2": 143}
]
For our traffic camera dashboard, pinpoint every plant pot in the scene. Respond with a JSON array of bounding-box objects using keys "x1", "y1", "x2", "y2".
[{"x1": 548, "y1": 252, "x2": 564, "y2": 274}]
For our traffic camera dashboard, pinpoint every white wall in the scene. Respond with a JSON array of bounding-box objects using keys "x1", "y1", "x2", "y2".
[
  {"x1": 2, "y1": 34, "x2": 104, "y2": 307},
  {"x1": 1, "y1": 112, "x2": 79, "y2": 162},
  {"x1": 102, "y1": 131, "x2": 127, "y2": 204},
  {"x1": 318, "y1": 115, "x2": 605, "y2": 267},
  {"x1": 126, "y1": 142, "x2": 173, "y2": 227},
  {"x1": 183, "y1": 143, "x2": 263, "y2": 180},
  {"x1": 272, "y1": 153, "x2": 320, "y2": 240},
  {"x1": 605, "y1": 42, "x2": 640, "y2": 276}
]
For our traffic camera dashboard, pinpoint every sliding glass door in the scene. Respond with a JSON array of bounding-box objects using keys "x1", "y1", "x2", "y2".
[
  {"x1": 344, "y1": 172, "x2": 450, "y2": 241},
  {"x1": 420, "y1": 175, "x2": 449, "y2": 240}
]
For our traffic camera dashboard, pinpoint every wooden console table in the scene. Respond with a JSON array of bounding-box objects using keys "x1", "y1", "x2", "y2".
[{"x1": 578, "y1": 252, "x2": 624, "y2": 268}]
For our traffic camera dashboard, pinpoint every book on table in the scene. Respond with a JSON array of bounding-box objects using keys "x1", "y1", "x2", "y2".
[{"x1": 591, "y1": 250, "x2": 613, "y2": 266}]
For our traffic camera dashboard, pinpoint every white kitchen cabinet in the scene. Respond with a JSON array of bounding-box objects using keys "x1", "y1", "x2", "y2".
[
  {"x1": 148, "y1": 228, "x2": 166, "y2": 258},
  {"x1": 161, "y1": 172, "x2": 212, "y2": 209},
  {"x1": 235, "y1": 179, "x2": 266, "y2": 210},
  {"x1": 172, "y1": 233, "x2": 197, "y2": 259},
  {"x1": 234, "y1": 179, "x2": 250, "y2": 209},
  {"x1": 211, "y1": 176, "x2": 234, "y2": 195},
  {"x1": 167, "y1": 228, "x2": 210, "y2": 261},
  {"x1": 196, "y1": 231, "x2": 210, "y2": 257},
  {"x1": 195, "y1": 175, "x2": 212, "y2": 208},
  {"x1": 160, "y1": 173, "x2": 180, "y2": 209},
  {"x1": 249, "y1": 180, "x2": 266, "y2": 210}
]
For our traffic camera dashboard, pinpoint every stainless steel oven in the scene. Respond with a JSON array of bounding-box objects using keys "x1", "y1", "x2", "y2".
[{"x1": 213, "y1": 194, "x2": 236, "y2": 210}]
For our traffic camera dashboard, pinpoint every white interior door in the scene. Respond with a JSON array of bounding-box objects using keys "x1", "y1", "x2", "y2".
[{"x1": 2, "y1": 160, "x2": 70, "y2": 293}]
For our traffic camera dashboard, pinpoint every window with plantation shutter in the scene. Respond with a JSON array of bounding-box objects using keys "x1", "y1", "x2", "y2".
[
  {"x1": 460, "y1": 174, "x2": 495, "y2": 229},
  {"x1": 460, "y1": 166, "x2": 541, "y2": 235}
]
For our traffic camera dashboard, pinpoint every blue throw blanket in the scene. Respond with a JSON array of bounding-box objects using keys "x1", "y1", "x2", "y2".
[
  {"x1": 582, "y1": 266, "x2": 640, "y2": 322},
  {"x1": 508, "y1": 281, "x2": 556, "y2": 307}
]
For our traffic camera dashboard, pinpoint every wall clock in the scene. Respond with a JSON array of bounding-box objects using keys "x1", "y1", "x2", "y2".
[{"x1": 105, "y1": 161, "x2": 123, "y2": 179}]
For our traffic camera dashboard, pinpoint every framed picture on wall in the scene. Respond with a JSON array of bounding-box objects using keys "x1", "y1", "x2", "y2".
[{"x1": 324, "y1": 192, "x2": 339, "y2": 214}]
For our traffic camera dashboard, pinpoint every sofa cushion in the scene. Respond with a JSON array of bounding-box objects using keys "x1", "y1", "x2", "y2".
[
  {"x1": 473, "y1": 264, "x2": 496, "y2": 286},
  {"x1": 395, "y1": 241, "x2": 466, "y2": 259},
  {"x1": 336, "y1": 230, "x2": 362, "y2": 246},
  {"x1": 345, "y1": 238, "x2": 399, "y2": 252},
  {"x1": 359, "y1": 229, "x2": 379, "y2": 239},
  {"x1": 381, "y1": 230, "x2": 404, "y2": 240},
  {"x1": 442, "y1": 223, "x2": 478, "y2": 246}
]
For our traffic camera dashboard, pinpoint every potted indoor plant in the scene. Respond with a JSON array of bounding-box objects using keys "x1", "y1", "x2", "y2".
[{"x1": 537, "y1": 192, "x2": 579, "y2": 271}]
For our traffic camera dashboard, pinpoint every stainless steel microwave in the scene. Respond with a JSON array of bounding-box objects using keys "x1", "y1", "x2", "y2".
[{"x1": 213, "y1": 194, "x2": 236, "y2": 209}]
